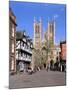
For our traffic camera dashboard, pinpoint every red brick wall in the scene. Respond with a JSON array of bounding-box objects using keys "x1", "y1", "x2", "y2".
[
  {"x1": 60, "y1": 42, "x2": 66, "y2": 60},
  {"x1": 9, "y1": 8, "x2": 17, "y2": 73}
]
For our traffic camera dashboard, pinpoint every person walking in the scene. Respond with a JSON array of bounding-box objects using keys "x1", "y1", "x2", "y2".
[{"x1": 46, "y1": 65, "x2": 49, "y2": 72}]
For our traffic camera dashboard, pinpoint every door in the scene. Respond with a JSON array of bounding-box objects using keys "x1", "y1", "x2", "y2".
[{"x1": 19, "y1": 62, "x2": 24, "y2": 72}]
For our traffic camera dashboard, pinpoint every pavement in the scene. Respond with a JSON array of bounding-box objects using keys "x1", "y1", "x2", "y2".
[{"x1": 9, "y1": 69, "x2": 66, "y2": 89}]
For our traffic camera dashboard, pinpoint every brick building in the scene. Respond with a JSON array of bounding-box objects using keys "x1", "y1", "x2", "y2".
[
  {"x1": 60, "y1": 41, "x2": 66, "y2": 60},
  {"x1": 50, "y1": 45, "x2": 61, "y2": 63},
  {"x1": 60, "y1": 41, "x2": 66, "y2": 71},
  {"x1": 9, "y1": 8, "x2": 17, "y2": 74}
]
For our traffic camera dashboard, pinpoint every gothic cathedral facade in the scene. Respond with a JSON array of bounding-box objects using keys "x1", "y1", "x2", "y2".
[{"x1": 33, "y1": 18, "x2": 42, "y2": 50}]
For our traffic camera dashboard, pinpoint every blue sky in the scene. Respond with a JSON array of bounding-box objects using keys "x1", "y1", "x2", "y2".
[{"x1": 9, "y1": 1, "x2": 66, "y2": 45}]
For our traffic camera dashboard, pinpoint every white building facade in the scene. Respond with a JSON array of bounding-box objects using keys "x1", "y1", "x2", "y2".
[{"x1": 16, "y1": 31, "x2": 33, "y2": 72}]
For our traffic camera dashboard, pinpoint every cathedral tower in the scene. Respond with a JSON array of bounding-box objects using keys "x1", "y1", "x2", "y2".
[
  {"x1": 33, "y1": 17, "x2": 42, "y2": 50},
  {"x1": 47, "y1": 21, "x2": 54, "y2": 47}
]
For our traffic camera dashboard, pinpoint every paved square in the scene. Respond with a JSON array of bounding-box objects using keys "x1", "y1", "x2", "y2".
[{"x1": 9, "y1": 70, "x2": 66, "y2": 89}]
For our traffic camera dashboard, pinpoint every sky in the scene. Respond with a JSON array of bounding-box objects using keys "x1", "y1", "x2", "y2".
[{"x1": 9, "y1": 1, "x2": 66, "y2": 45}]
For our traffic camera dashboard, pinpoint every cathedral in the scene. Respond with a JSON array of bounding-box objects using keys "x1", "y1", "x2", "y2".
[
  {"x1": 32, "y1": 17, "x2": 55, "y2": 69},
  {"x1": 33, "y1": 18, "x2": 54, "y2": 50},
  {"x1": 33, "y1": 18, "x2": 42, "y2": 50}
]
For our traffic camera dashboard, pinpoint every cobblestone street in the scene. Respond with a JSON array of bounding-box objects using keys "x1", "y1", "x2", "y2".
[{"x1": 9, "y1": 70, "x2": 66, "y2": 89}]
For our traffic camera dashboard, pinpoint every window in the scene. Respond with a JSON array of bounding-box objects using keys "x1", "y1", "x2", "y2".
[
  {"x1": 50, "y1": 24, "x2": 53, "y2": 34},
  {"x1": 35, "y1": 25, "x2": 39, "y2": 33},
  {"x1": 16, "y1": 51, "x2": 18, "y2": 55},
  {"x1": 23, "y1": 53, "x2": 25, "y2": 57},
  {"x1": 24, "y1": 43, "x2": 26, "y2": 48},
  {"x1": 31, "y1": 44, "x2": 32, "y2": 48},
  {"x1": 26, "y1": 54, "x2": 27, "y2": 58},
  {"x1": 23, "y1": 38, "x2": 26, "y2": 42},
  {"x1": 12, "y1": 42, "x2": 14, "y2": 53},
  {"x1": 12, "y1": 25, "x2": 15, "y2": 37},
  {"x1": 21, "y1": 41, "x2": 23, "y2": 47},
  {"x1": 37, "y1": 25, "x2": 39, "y2": 33},
  {"x1": 22, "y1": 42, "x2": 24, "y2": 47},
  {"x1": 11, "y1": 58, "x2": 14, "y2": 70},
  {"x1": 16, "y1": 51, "x2": 18, "y2": 59},
  {"x1": 57, "y1": 52, "x2": 58, "y2": 55},
  {"x1": 35, "y1": 25, "x2": 37, "y2": 33},
  {"x1": 19, "y1": 52, "x2": 21, "y2": 57}
]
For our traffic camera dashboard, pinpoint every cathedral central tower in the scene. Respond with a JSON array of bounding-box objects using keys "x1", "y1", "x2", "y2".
[{"x1": 33, "y1": 18, "x2": 42, "y2": 50}]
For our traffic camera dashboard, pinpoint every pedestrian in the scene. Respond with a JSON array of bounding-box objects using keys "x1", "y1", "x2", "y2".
[
  {"x1": 46, "y1": 63, "x2": 49, "y2": 72},
  {"x1": 46, "y1": 65, "x2": 49, "y2": 72},
  {"x1": 38, "y1": 67, "x2": 40, "y2": 71}
]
